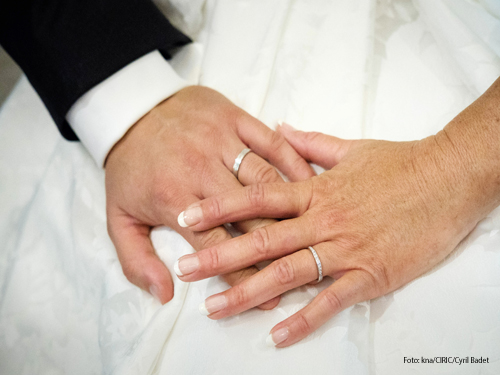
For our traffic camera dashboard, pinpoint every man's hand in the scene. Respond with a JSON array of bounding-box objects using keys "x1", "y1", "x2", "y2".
[{"x1": 104, "y1": 86, "x2": 315, "y2": 304}]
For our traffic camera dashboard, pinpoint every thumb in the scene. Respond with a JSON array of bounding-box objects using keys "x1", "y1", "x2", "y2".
[
  {"x1": 107, "y1": 211, "x2": 175, "y2": 304},
  {"x1": 277, "y1": 122, "x2": 354, "y2": 169}
]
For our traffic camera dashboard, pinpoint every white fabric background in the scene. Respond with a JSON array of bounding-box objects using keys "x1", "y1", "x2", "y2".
[{"x1": 0, "y1": 0, "x2": 499, "y2": 374}]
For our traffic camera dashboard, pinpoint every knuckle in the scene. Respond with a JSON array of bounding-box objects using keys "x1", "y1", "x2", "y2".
[
  {"x1": 294, "y1": 314, "x2": 312, "y2": 336},
  {"x1": 254, "y1": 164, "x2": 279, "y2": 183},
  {"x1": 199, "y1": 228, "x2": 228, "y2": 249},
  {"x1": 333, "y1": 233, "x2": 364, "y2": 253},
  {"x1": 183, "y1": 150, "x2": 208, "y2": 172},
  {"x1": 250, "y1": 227, "x2": 271, "y2": 257},
  {"x1": 206, "y1": 197, "x2": 224, "y2": 221},
  {"x1": 322, "y1": 290, "x2": 343, "y2": 312},
  {"x1": 151, "y1": 180, "x2": 171, "y2": 207},
  {"x1": 294, "y1": 179, "x2": 315, "y2": 216},
  {"x1": 271, "y1": 258, "x2": 296, "y2": 286},
  {"x1": 364, "y1": 261, "x2": 390, "y2": 293},
  {"x1": 205, "y1": 247, "x2": 222, "y2": 272},
  {"x1": 247, "y1": 183, "x2": 266, "y2": 207},
  {"x1": 230, "y1": 285, "x2": 249, "y2": 308}
]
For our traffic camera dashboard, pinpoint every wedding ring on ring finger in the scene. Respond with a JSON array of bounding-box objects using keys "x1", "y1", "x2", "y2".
[
  {"x1": 308, "y1": 246, "x2": 323, "y2": 283},
  {"x1": 232, "y1": 148, "x2": 252, "y2": 179}
]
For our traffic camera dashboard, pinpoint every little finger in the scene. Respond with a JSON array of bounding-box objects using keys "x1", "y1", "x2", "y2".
[{"x1": 267, "y1": 270, "x2": 374, "y2": 348}]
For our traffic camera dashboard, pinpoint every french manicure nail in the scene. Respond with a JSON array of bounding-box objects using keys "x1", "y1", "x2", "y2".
[
  {"x1": 266, "y1": 327, "x2": 289, "y2": 347},
  {"x1": 178, "y1": 205, "x2": 203, "y2": 228},
  {"x1": 174, "y1": 255, "x2": 200, "y2": 276},
  {"x1": 149, "y1": 285, "x2": 160, "y2": 301},
  {"x1": 199, "y1": 295, "x2": 227, "y2": 316}
]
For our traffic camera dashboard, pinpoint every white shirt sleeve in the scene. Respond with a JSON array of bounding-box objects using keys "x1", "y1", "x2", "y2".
[{"x1": 66, "y1": 50, "x2": 190, "y2": 167}]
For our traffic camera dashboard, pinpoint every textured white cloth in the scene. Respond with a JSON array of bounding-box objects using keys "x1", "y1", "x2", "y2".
[{"x1": 1, "y1": 0, "x2": 500, "y2": 374}]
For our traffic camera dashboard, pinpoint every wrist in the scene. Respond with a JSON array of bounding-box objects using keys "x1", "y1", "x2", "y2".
[
  {"x1": 68, "y1": 50, "x2": 191, "y2": 168},
  {"x1": 444, "y1": 79, "x2": 500, "y2": 211},
  {"x1": 423, "y1": 78, "x2": 500, "y2": 234}
]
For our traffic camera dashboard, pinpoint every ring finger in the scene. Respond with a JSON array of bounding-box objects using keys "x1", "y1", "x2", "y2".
[
  {"x1": 198, "y1": 242, "x2": 342, "y2": 319},
  {"x1": 226, "y1": 149, "x2": 284, "y2": 234},
  {"x1": 234, "y1": 151, "x2": 284, "y2": 186}
]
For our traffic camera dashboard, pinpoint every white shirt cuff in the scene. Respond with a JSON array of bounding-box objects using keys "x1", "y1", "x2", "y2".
[{"x1": 66, "y1": 50, "x2": 189, "y2": 167}]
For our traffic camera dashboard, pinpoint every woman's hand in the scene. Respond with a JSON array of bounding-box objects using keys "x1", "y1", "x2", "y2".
[
  {"x1": 105, "y1": 86, "x2": 315, "y2": 305},
  {"x1": 174, "y1": 76, "x2": 500, "y2": 347}
]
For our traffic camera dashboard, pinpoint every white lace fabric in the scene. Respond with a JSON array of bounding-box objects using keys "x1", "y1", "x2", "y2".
[{"x1": 0, "y1": 1, "x2": 499, "y2": 374}]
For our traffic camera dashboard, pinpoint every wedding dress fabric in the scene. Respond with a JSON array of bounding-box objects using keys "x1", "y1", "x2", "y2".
[{"x1": 1, "y1": 0, "x2": 499, "y2": 374}]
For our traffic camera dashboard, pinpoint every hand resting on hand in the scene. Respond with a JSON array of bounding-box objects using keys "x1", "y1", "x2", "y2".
[
  {"x1": 105, "y1": 86, "x2": 315, "y2": 305},
  {"x1": 175, "y1": 77, "x2": 500, "y2": 347}
]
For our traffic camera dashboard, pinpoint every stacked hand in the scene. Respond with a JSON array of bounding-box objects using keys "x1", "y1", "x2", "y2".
[
  {"x1": 105, "y1": 77, "x2": 500, "y2": 348},
  {"x1": 174, "y1": 82, "x2": 500, "y2": 348},
  {"x1": 105, "y1": 86, "x2": 315, "y2": 305}
]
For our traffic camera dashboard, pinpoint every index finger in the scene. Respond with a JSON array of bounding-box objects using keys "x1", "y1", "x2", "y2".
[{"x1": 178, "y1": 180, "x2": 313, "y2": 231}]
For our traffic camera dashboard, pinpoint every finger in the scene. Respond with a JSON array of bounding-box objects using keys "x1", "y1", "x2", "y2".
[
  {"x1": 176, "y1": 210, "x2": 281, "y2": 310},
  {"x1": 194, "y1": 165, "x2": 282, "y2": 310},
  {"x1": 268, "y1": 270, "x2": 374, "y2": 348},
  {"x1": 197, "y1": 242, "x2": 344, "y2": 318},
  {"x1": 176, "y1": 216, "x2": 318, "y2": 281},
  {"x1": 198, "y1": 249, "x2": 319, "y2": 319},
  {"x1": 277, "y1": 123, "x2": 354, "y2": 169},
  {"x1": 165, "y1": 178, "x2": 281, "y2": 310},
  {"x1": 218, "y1": 265, "x2": 281, "y2": 311},
  {"x1": 194, "y1": 163, "x2": 281, "y2": 240},
  {"x1": 190, "y1": 165, "x2": 289, "y2": 312},
  {"x1": 178, "y1": 181, "x2": 312, "y2": 231},
  {"x1": 235, "y1": 151, "x2": 284, "y2": 185},
  {"x1": 214, "y1": 152, "x2": 284, "y2": 234},
  {"x1": 108, "y1": 209, "x2": 175, "y2": 304},
  {"x1": 236, "y1": 115, "x2": 316, "y2": 181}
]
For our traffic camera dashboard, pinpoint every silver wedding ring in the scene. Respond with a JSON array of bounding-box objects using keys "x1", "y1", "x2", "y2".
[
  {"x1": 308, "y1": 246, "x2": 323, "y2": 283},
  {"x1": 232, "y1": 148, "x2": 252, "y2": 178}
]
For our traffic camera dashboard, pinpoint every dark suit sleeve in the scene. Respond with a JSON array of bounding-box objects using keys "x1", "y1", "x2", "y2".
[{"x1": 0, "y1": 0, "x2": 191, "y2": 140}]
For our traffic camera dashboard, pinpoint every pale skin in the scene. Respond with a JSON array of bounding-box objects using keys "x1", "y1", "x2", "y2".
[
  {"x1": 175, "y1": 77, "x2": 500, "y2": 347},
  {"x1": 105, "y1": 86, "x2": 315, "y2": 306}
]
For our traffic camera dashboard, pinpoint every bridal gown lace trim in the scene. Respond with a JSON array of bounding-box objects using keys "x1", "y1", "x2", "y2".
[{"x1": 0, "y1": 0, "x2": 499, "y2": 374}]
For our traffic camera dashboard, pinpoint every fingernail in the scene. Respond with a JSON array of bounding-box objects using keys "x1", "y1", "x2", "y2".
[
  {"x1": 178, "y1": 205, "x2": 203, "y2": 227},
  {"x1": 199, "y1": 295, "x2": 227, "y2": 315},
  {"x1": 279, "y1": 122, "x2": 296, "y2": 132},
  {"x1": 266, "y1": 327, "x2": 289, "y2": 347},
  {"x1": 149, "y1": 285, "x2": 160, "y2": 301},
  {"x1": 174, "y1": 254, "x2": 200, "y2": 276}
]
